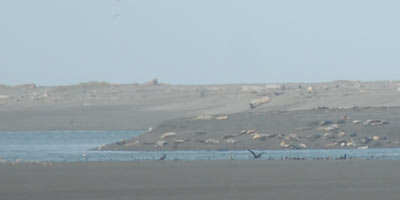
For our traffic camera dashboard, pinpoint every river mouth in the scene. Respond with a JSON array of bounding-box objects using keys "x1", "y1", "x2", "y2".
[{"x1": 1, "y1": 131, "x2": 400, "y2": 162}]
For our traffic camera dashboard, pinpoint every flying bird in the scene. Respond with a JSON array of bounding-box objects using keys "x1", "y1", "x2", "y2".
[
  {"x1": 247, "y1": 149, "x2": 264, "y2": 159},
  {"x1": 158, "y1": 154, "x2": 167, "y2": 161}
]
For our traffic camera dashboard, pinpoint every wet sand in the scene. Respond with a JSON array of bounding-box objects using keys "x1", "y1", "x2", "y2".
[{"x1": 1, "y1": 161, "x2": 400, "y2": 200}]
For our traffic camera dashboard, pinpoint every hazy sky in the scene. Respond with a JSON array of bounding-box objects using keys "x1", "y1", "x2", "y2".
[{"x1": 1, "y1": 0, "x2": 400, "y2": 85}]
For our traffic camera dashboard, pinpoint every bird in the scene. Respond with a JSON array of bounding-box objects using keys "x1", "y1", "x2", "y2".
[
  {"x1": 158, "y1": 154, "x2": 167, "y2": 160},
  {"x1": 247, "y1": 149, "x2": 264, "y2": 159},
  {"x1": 82, "y1": 153, "x2": 88, "y2": 161}
]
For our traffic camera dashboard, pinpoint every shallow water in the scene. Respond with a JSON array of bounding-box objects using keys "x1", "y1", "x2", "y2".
[{"x1": 0, "y1": 131, "x2": 400, "y2": 162}]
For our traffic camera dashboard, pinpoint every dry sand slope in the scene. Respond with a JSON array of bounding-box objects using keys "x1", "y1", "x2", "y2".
[
  {"x1": 102, "y1": 107, "x2": 400, "y2": 151},
  {"x1": 0, "y1": 81, "x2": 256, "y2": 130},
  {"x1": 1, "y1": 80, "x2": 400, "y2": 150}
]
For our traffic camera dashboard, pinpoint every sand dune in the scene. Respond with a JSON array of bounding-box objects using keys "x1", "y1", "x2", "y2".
[
  {"x1": 1, "y1": 80, "x2": 400, "y2": 150},
  {"x1": 0, "y1": 80, "x2": 399, "y2": 131},
  {"x1": 103, "y1": 107, "x2": 400, "y2": 151}
]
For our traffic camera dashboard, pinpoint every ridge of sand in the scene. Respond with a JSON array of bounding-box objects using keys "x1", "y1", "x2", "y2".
[
  {"x1": 101, "y1": 106, "x2": 400, "y2": 151},
  {"x1": 0, "y1": 80, "x2": 400, "y2": 131},
  {"x1": 1, "y1": 80, "x2": 400, "y2": 150}
]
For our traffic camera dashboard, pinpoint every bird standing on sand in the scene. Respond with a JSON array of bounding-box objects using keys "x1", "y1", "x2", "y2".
[
  {"x1": 82, "y1": 153, "x2": 88, "y2": 161},
  {"x1": 247, "y1": 149, "x2": 264, "y2": 159}
]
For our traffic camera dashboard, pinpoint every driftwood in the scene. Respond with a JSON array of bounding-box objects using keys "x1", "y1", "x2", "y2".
[
  {"x1": 216, "y1": 116, "x2": 228, "y2": 120},
  {"x1": 204, "y1": 139, "x2": 220, "y2": 144},
  {"x1": 224, "y1": 138, "x2": 237, "y2": 144},
  {"x1": 142, "y1": 78, "x2": 159, "y2": 86},
  {"x1": 249, "y1": 96, "x2": 270, "y2": 109},
  {"x1": 160, "y1": 132, "x2": 177, "y2": 139},
  {"x1": 155, "y1": 140, "x2": 167, "y2": 147},
  {"x1": 363, "y1": 119, "x2": 389, "y2": 126},
  {"x1": 192, "y1": 115, "x2": 213, "y2": 121},
  {"x1": 16, "y1": 83, "x2": 37, "y2": 89}
]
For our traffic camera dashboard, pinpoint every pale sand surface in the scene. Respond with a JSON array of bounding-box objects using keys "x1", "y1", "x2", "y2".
[
  {"x1": 1, "y1": 80, "x2": 400, "y2": 150},
  {"x1": 0, "y1": 82, "x2": 256, "y2": 130},
  {"x1": 1, "y1": 80, "x2": 400, "y2": 131},
  {"x1": 1, "y1": 161, "x2": 400, "y2": 200}
]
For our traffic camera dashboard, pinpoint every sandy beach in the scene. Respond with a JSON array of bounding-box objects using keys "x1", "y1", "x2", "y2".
[
  {"x1": 0, "y1": 80, "x2": 399, "y2": 131},
  {"x1": 4, "y1": 1, "x2": 400, "y2": 199},
  {"x1": 103, "y1": 107, "x2": 400, "y2": 151},
  {"x1": 1, "y1": 160, "x2": 400, "y2": 200},
  {"x1": 0, "y1": 81, "x2": 256, "y2": 131},
  {"x1": 1, "y1": 80, "x2": 400, "y2": 150}
]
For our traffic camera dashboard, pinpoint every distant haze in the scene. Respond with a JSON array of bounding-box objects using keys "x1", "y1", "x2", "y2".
[{"x1": 1, "y1": 0, "x2": 400, "y2": 86}]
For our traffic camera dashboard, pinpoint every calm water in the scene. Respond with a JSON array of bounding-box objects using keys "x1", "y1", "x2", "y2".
[{"x1": 1, "y1": 131, "x2": 400, "y2": 162}]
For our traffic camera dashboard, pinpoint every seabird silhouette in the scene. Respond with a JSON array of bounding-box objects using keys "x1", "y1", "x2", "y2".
[
  {"x1": 247, "y1": 149, "x2": 264, "y2": 159},
  {"x1": 158, "y1": 154, "x2": 167, "y2": 160}
]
